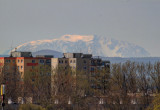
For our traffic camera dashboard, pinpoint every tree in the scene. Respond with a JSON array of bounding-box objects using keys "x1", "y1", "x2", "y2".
[
  {"x1": 137, "y1": 63, "x2": 151, "y2": 106},
  {"x1": 24, "y1": 65, "x2": 51, "y2": 106},
  {"x1": 0, "y1": 62, "x2": 21, "y2": 103},
  {"x1": 150, "y1": 62, "x2": 160, "y2": 93},
  {"x1": 146, "y1": 94, "x2": 160, "y2": 110},
  {"x1": 51, "y1": 66, "x2": 76, "y2": 109},
  {"x1": 110, "y1": 62, "x2": 132, "y2": 109}
]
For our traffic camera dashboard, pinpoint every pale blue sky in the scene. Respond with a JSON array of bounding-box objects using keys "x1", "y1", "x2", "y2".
[{"x1": 0, "y1": 0, "x2": 160, "y2": 56}]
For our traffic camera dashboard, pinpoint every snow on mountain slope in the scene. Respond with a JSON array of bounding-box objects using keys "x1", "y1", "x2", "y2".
[{"x1": 14, "y1": 35, "x2": 150, "y2": 57}]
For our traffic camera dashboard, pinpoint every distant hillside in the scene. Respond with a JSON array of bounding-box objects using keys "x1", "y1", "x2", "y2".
[
  {"x1": 1, "y1": 49, "x2": 159, "y2": 64},
  {"x1": 32, "y1": 49, "x2": 63, "y2": 58},
  {"x1": 0, "y1": 55, "x2": 9, "y2": 57},
  {"x1": 101, "y1": 57, "x2": 160, "y2": 64},
  {"x1": 33, "y1": 49, "x2": 160, "y2": 64}
]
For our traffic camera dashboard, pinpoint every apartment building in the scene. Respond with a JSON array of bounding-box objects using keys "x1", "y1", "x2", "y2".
[
  {"x1": 0, "y1": 52, "x2": 110, "y2": 103},
  {"x1": 51, "y1": 53, "x2": 91, "y2": 73},
  {"x1": 90, "y1": 58, "x2": 110, "y2": 94},
  {"x1": 51, "y1": 53, "x2": 110, "y2": 96},
  {"x1": 0, "y1": 51, "x2": 53, "y2": 103}
]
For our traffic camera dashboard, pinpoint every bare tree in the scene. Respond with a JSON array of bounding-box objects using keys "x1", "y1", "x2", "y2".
[
  {"x1": 51, "y1": 66, "x2": 76, "y2": 109},
  {"x1": 150, "y1": 62, "x2": 160, "y2": 93},
  {"x1": 136, "y1": 63, "x2": 151, "y2": 106},
  {"x1": 24, "y1": 65, "x2": 51, "y2": 106}
]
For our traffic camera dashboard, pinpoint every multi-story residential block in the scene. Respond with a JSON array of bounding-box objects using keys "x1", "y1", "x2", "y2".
[
  {"x1": 51, "y1": 53, "x2": 91, "y2": 73},
  {"x1": 90, "y1": 58, "x2": 110, "y2": 94},
  {"x1": 0, "y1": 51, "x2": 53, "y2": 103},
  {"x1": 0, "y1": 51, "x2": 110, "y2": 103},
  {"x1": 51, "y1": 53, "x2": 110, "y2": 96}
]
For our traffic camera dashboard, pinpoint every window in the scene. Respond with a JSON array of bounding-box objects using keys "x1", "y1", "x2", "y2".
[
  {"x1": 47, "y1": 73, "x2": 51, "y2": 76},
  {"x1": 73, "y1": 60, "x2": 76, "y2": 63},
  {"x1": 65, "y1": 60, "x2": 68, "y2": 63},
  {"x1": 70, "y1": 60, "x2": 72, "y2": 63},
  {"x1": 32, "y1": 66, "x2": 34, "y2": 69},
  {"x1": 18, "y1": 60, "x2": 20, "y2": 63},
  {"x1": 83, "y1": 60, "x2": 86, "y2": 64},
  {"x1": 59, "y1": 60, "x2": 61, "y2": 63},
  {"x1": 61, "y1": 60, "x2": 63, "y2": 63},
  {"x1": 46, "y1": 60, "x2": 51, "y2": 64},
  {"x1": 13, "y1": 60, "x2": 15, "y2": 63},
  {"x1": 83, "y1": 66, "x2": 87, "y2": 70},
  {"x1": 39, "y1": 60, "x2": 44, "y2": 64},
  {"x1": 21, "y1": 66, "x2": 23, "y2": 70},
  {"x1": 98, "y1": 67, "x2": 101, "y2": 70},
  {"x1": 91, "y1": 67, "x2": 94, "y2": 71},
  {"x1": 21, "y1": 60, "x2": 23, "y2": 63},
  {"x1": 32, "y1": 60, "x2": 35, "y2": 63},
  {"x1": 18, "y1": 66, "x2": 19, "y2": 70},
  {"x1": 5, "y1": 60, "x2": 10, "y2": 63}
]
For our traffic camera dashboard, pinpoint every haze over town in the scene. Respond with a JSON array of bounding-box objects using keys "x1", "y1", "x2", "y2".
[
  {"x1": 1, "y1": 1, "x2": 160, "y2": 110},
  {"x1": 0, "y1": 0, "x2": 160, "y2": 57}
]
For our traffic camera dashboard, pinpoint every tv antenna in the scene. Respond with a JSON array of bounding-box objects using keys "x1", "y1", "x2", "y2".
[{"x1": 10, "y1": 40, "x2": 13, "y2": 53}]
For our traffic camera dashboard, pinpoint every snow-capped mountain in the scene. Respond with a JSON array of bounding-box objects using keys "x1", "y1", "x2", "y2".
[{"x1": 14, "y1": 35, "x2": 150, "y2": 57}]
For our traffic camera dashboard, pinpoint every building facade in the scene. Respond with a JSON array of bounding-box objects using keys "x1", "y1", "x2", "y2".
[
  {"x1": 0, "y1": 52, "x2": 110, "y2": 104},
  {"x1": 51, "y1": 53, "x2": 110, "y2": 96},
  {"x1": 0, "y1": 51, "x2": 52, "y2": 103}
]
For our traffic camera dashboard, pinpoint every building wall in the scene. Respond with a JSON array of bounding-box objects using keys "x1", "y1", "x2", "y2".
[
  {"x1": 51, "y1": 57, "x2": 91, "y2": 74},
  {"x1": 0, "y1": 56, "x2": 52, "y2": 103},
  {"x1": 51, "y1": 53, "x2": 110, "y2": 97}
]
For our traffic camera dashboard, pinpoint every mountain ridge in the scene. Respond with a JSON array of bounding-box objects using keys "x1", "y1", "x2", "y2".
[{"x1": 10, "y1": 35, "x2": 150, "y2": 57}]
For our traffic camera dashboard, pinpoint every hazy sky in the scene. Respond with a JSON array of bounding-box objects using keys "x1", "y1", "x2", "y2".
[{"x1": 0, "y1": 0, "x2": 160, "y2": 56}]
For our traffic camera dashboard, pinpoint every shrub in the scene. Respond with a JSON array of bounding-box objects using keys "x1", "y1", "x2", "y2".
[{"x1": 19, "y1": 104, "x2": 46, "y2": 110}]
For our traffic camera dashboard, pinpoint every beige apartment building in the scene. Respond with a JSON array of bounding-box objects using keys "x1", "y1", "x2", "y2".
[
  {"x1": 51, "y1": 53, "x2": 91, "y2": 73},
  {"x1": 51, "y1": 53, "x2": 110, "y2": 96}
]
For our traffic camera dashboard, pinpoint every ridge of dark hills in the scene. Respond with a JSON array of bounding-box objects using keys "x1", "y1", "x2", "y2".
[
  {"x1": 1, "y1": 49, "x2": 160, "y2": 64},
  {"x1": 32, "y1": 49, "x2": 63, "y2": 58}
]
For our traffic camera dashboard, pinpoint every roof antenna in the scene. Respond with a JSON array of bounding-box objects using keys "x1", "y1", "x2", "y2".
[
  {"x1": 15, "y1": 48, "x2": 17, "y2": 52},
  {"x1": 10, "y1": 40, "x2": 13, "y2": 53}
]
